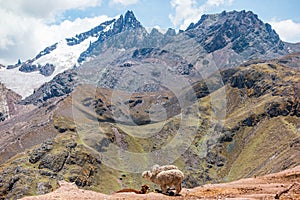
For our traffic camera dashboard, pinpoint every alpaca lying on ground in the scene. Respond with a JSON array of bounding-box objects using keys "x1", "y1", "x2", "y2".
[
  {"x1": 142, "y1": 167, "x2": 184, "y2": 195},
  {"x1": 115, "y1": 184, "x2": 149, "y2": 194}
]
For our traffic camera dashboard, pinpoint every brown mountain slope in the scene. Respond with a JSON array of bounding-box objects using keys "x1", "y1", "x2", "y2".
[
  {"x1": 0, "y1": 53, "x2": 299, "y2": 199},
  {"x1": 0, "y1": 98, "x2": 61, "y2": 165}
]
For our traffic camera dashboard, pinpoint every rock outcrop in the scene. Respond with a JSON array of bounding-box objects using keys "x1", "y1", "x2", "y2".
[{"x1": 0, "y1": 82, "x2": 22, "y2": 121}]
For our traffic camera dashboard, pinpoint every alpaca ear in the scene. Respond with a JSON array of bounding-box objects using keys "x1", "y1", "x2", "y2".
[
  {"x1": 146, "y1": 171, "x2": 151, "y2": 177},
  {"x1": 142, "y1": 171, "x2": 149, "y2": 177},
  {"x1": 151, "y1": 164, "x2": 160, "y2": 172}
]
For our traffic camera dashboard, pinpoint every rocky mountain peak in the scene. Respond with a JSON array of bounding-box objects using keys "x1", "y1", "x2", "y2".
[
  {"x1": 124, "y1": 10, "x2": 142, "y2": 28},
  {"x1": 165, "y1": 28, "x2": 176, "y2": 36},
  {"x1": 77, "y1": 10, "x2": 146, "y2": 63},
  {"x1": 187, "y1": 10, "x2": 261, "y2": 31},
  {"x1": 65, "y1": 19, "x2": 116, "y2": 46},
  {"x1": 113, "y1": 10, "x2": 143, "y2": 32},
  {"x1": 186, "y1": 10, "x2": 284, "y2": 55},
  {"x1": 149, "y1": 28, "x2": 163, "y2": 36}
]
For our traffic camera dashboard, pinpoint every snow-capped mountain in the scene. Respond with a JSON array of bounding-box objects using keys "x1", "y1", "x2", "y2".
[
  {"x1": 0, "y1": 11, "x2": 141, "y2": 98},
  {"x1": 1, "y1": 10, "x2": 299, "y2": 100}
]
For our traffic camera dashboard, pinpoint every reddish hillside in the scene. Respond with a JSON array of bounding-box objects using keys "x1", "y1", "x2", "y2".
[{"x1": 20, "y1": 165, "x2": 300, "y2": 200}]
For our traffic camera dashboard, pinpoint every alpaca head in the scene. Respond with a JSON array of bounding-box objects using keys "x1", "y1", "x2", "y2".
[
  {"x1": 141, "y1": 184, "x2": 150, "y2": 193},
  {"x1": 142, "y1": 170, "x2": 152, "y2": 179},
  {"x1": 151, "y1": 164, "x2": 160, "y2": 172}
]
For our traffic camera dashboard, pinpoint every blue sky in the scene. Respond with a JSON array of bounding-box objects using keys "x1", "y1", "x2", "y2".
[
  {"x1": 0, "y1": 0, "x2": 300, "y2": 65},
  {"x1": 62, "y1": 0, "x2": 300, "y2": 30}
]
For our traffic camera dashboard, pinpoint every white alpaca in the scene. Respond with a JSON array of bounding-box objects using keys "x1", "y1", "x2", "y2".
[{"x1": 142, "y1": 169, "x2": 184, "y2": 195}]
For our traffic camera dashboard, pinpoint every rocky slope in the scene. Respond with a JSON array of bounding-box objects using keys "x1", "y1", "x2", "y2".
[
  {"x1": 19, "y1": 70, "x2": 77, "y2": 106},
  {"x1": 185, "y1": 10, "x2": 286, "y2": 64},
  {"x1": 0, "y1": 53, "x2": 299, "y2": 199},
  {"x1": 0, "y1": 82, "x2": 23, "y2": 122}
]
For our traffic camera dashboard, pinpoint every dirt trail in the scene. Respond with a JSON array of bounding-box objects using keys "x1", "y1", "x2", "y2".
[{"x1": 21, "y1": 165, "x2": 300, "y2": 200}]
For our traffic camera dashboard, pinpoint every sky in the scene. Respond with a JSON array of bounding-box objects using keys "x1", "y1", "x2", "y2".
[{"x1": 0, "y1": 0, "x2": 300, "y2": 65}]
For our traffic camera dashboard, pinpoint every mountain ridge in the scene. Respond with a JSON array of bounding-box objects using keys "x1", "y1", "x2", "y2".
[
  {"x1": 185, "y1": 10, "x2": 284, "y2": 54},
  {"x1": 0, "y1": 10, "x2": 299, "y2": 99}
]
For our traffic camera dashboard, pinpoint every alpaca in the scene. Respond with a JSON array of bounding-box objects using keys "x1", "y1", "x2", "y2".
[
  {"x1": 115, "y1": 184, "x2": 150, "y2": 194},
  {"x1": 142, "y1": 169, "x2": 184, "y2": 195}
]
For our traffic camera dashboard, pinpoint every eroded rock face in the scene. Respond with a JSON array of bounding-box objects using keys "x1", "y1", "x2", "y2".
[
  {"x1": 266, "y1": 101, "x2": 292, "y2": 117},
  {"x1": 78, "y1": 10, "x2": 146, "y2": 63},
  {"x1": 241, "y1": 114, "x2": 264, "y2": 126},
  {"x1": 38, "y1": 151, "x2": 69, "y2": 172},
  {"x1": 29, "y1": 140, "x2": 53, "y2": 164},
  {"x1": 0, "y1": 82, "x2": 22, "y2": 122},
  {"x1": 18, "y1": 63, "x2": 55, "y2": 76},
  {"x1": 36, "y1": 182, "x2": 52, "y2": 195},
  {"x1": 20, "y1": 70, "x2": 77, "y2": 106},
  {"x1": 0, "y1": 112, "x2": 6, "y2": 121},
  {"x1": 19, "y1": 63, "x2": 38, "y2": 73},
  {"x1": 39, "y1": 64, "x2": 55, "y2": 76},
  {"x1": 186, "y1": 10, "x2": 285, "y2": 56},
  {"x1": 0, "y1": 137, "x2": 102, "y2": 199}
]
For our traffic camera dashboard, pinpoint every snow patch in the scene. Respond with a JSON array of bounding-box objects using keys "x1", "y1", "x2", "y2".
[
  {"x1": 0, "y1": 67, "x2": 53, "y2": 98},
  {"x1": 0, "y1": 36, "x2": 98, "y2": 98},
  {"x1": 103, "y1": 22, "x2": 114, "y2": 32}
]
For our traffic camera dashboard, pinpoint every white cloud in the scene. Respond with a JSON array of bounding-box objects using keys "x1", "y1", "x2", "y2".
[
  {"x1": 169, "y1": 0, "x2": 201, "y2": 30},
  {"x1": 269, "y1": 19, "x2": 300, "y2": 43},
  {"x1": 169, "y1": 0, "x2": 234, "y2": 30},
  {"x1": 0, "y1": 0, "x2": 110, "y2": 65},
  {"x1": 0, "y1": 0, "x2": 103, "y2": 22},
  {"x1": 207, "y1": 0, "x2": 227, "y2": 6},
  {"x1": 110, "y1": 0, "x2": 139, "y2": 6},
  {"x1": 145, "y1": 26, "x2": 168, "y2": 34}
]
